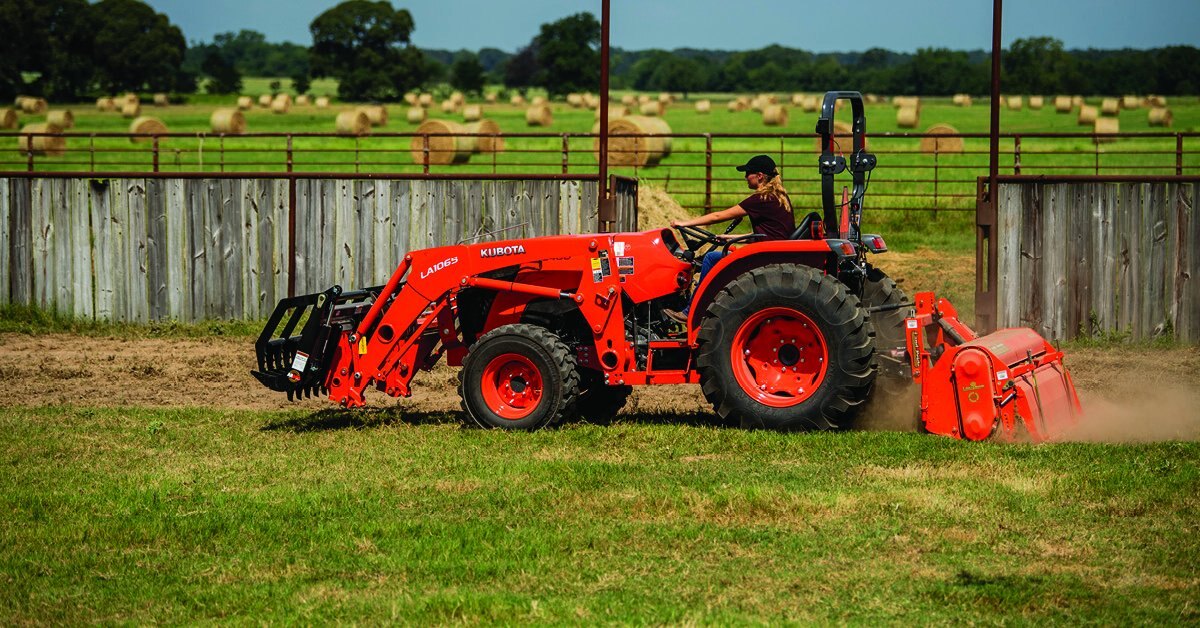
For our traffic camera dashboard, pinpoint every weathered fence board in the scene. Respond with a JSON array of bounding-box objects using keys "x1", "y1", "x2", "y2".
[
  {"x1": 996, "y1": 179, "x2": 1198, "y2": 343},
  {"x1": 0, "y1": 176, "x2": 621, "y2": 322}
]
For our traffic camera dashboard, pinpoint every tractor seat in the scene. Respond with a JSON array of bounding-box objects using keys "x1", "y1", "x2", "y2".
[{"x1": 790, "y1": 211, "x2": 825, "y2": 240}]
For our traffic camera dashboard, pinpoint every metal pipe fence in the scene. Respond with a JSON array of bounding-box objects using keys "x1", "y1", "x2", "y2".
[{"x1": 4, "y1": 130, "x2": 1197, "y2": 216}]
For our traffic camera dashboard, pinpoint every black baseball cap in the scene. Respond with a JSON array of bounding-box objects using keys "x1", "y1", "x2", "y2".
[{"x1": 735, "y1": 154, "x2": 777, "y2": 175}]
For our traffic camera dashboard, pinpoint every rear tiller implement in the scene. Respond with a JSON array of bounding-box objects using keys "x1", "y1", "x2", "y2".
[{"x1": 252, "y1": 91, "x2": 1081, "y2": 442}]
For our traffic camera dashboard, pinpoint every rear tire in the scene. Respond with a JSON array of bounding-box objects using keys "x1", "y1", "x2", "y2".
[
  {"x1": 696, "y1": 264, "x2": 875, "y2": 430},
  {"x1": 459, "y1": 324, "x2": 579, "y2": 430}
]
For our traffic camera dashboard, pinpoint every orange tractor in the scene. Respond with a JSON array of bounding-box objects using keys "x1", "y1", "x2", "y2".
[{"x1": 252, "y1": 91, "x2": 1081, "y2": 442}]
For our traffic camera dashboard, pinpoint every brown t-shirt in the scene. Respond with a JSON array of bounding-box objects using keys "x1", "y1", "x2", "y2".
[{"x1": 740, "y1": 193, "x2": 795, "y2": 241}]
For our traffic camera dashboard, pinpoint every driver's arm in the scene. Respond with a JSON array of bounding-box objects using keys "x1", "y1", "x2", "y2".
[{"x1": 671, "y1": 205, "x2": 748, "y2": 228}]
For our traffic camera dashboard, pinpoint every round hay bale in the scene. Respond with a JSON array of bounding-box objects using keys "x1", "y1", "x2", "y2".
[
  {"x1": 1093, "y1": 117, "x2": 1119, "y2": 143},
  {"x1": 1148, "y1": 107, "x2": 1173, "y2": 127},
  {"x1": 1147, "y1": 95, "x2": 1167, "y2": 107},
  {"x1": 450, "y1": 91, "x2": 465, "y2": 105},
  {"x1": 567, "y1": 93, "x2": 584, "y2": 107},
  {"x1": 271, "y1": 97, "x2": 291, "y2": 114},
  {"x1": 122, "y1": 93, "x2": 139, "y2": 107},
  {"x1": 315, "y1": 96, "x2": 330, "y2": 108},
  {"x1": 1, "y1": 108, "x2": 16, "y2": 130},
  {"x1": 410, "y1": 119, "x2": 472, "y2": 165},
  {"x1": 18, "y1": 123, "x2": 65, "y2": 156},
  {"x1": 621, "y1": 94, "x2": 636, "y2": 105},
  {"x1": 335, "y1": 110, "x2": 370, "y2": 136},
  {"x1": 211, "y1": 109, "x2": 246, "y2": 134},
  {"x1": 359, "y1": 105, "x2": 388, "y2": 127},
  {"x1": 594, "y1": 115, "x2": 672, "y2": 167},
  {"x1": 1072, "y1": 95, "x2": 1084, "y2": 108},
  {"x1": 19, "y1": 97, "x2": 48, "y2": 114},
  {"x1": 46, "y1": 110, "x2": 74, "y2": 129},
  {"x1": 258, "y1": 94, "x2": 272, "y2": 107},
  {"x1": 418, "y1": 93, "x2": 433, "y2": 107},
  {"x1": 404, "y1": 92, "x2": 418, "y2": 105},
  {"x1": 440, "y1": 99, "x2": 458, "y2": 113},
  {"x1": 1100, "y1": 98, "x2": 1120, "y2": 115},
  {"x1": 814, "y1": 120, "x2": 868, "y2": 153},
  {"x1": 750, "y1": 95, "x2": 767, "y2": 112},
  {"x1": 636, "y1": 94, "x2": 650, "y2": 105},
  {"x1": 695, "y1": 99, "x2": 711, "y2": 114},
  {"x1": 406, "y1": 106, "x2": 426, "y2": 124},
  {"x1": 1121, "y1": 95, "x2": 1140, "y2": 110},
  {"x1": 525, "y1": 104, "x2": 552, "y2": 126},
  {"x1": 531, "y1": 96, "x2": 547, "y2": 106},
  {"x1": 121, "y1": 102, "x2": 141, "y2": 118},
  {"x1": 896, "y1": 106, "x2": 919, "y2": 128},
  {"x1": 893, "y1": 96, "x2": 921, "y2": 110},
  {"x1": 919, "y1": 124, "x2": 963, "y2": 154},
  {"x1": 726, "y1": 99, "x2": 745, "y2": 112},
  {"x1": 802, "y1": 96, "x2": 820, "y2": 112},
  {"x1": 1029, "y1": 96, "x2": 1044, "y2": 110},
  {"x1": 582, "y1": 93, "x2": 599, "y2": 109},
  {"x1": 484, "y1": 92, "x2": 497, "y2": 103},
  {"x1": 952, "y1": 94, "x2": 965, "y2": 105},
  {"x1": 791, "y1": 93, "x2": 806, "y2": 106},
  {"x1": 510, "y1": 94, "x2": 526, "y2": 106},
  {"x1": 153, "y1": 93, "x2": 169, "y2": 106},
  {"x1": 296, "y1": 95, "x2": 311, "y2": 106},
  {"x1": 1054, "y1": 96, "x2": 1072, "y2": 112},
  {"x1": 595, "y1": 105, "x2": 629, "y2": 121},
  {"x1": 128, "y1": 116, "x2": 167, "y2": 143},
  {"x1": 638, "y1": 101, "x2": 662, "y2": 116},
  {"x1": 1078, "y1": 105, "x2": 1098, "y2": 125},
  {"x1": 237, "y1": 96, "x2": 254, "y2": 110},
  {"x1": 96, "y1": 97, "x2": 116, "y2": 112},
  {"x1": 658, "y1": 92, "x2": 673, "y2": 104},
  {"x1": 762, "y1": 104, "x2": 788, "y2": 126},
  {"x1": 464, "y1": 118, "x2": 505, "y2": 153},
  {"x1": 462, "y1": 104, "x2": 482, "y2": 121},
  {"x1": 865, "y1": 94, "x2": 884, "y2": 104},
  {"x1": 1006, "y1": 95, "x2": 1023, "y2": 110}
]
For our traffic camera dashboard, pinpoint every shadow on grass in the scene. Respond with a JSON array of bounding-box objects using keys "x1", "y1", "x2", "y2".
[
  {"x1": 579, "y1": 411, "x2": 734, "y2": 429},
  {"x1": 260, "y1": 407, "x2": 461, "y2": 433}
]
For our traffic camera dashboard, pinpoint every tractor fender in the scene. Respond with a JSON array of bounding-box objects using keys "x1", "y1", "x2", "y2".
[{"x1": 686, "y1": 241, "x2": 839, "y2": 344}]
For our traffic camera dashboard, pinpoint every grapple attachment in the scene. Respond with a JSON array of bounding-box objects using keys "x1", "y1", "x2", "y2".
[
  {"x1": 251, "y1": 285, "x2": 378, "y2": 401},
  {"x1": 905, "y1": 292, "x2": 1082, "y2": 442}
]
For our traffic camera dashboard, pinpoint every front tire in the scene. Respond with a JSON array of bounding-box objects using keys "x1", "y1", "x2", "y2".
[
  {"x1": 458, "y1": 324, "x2": 580, "y2": 430},
  {"x1": 696, "y1": 264, "x2": 876, "y2": 430}
]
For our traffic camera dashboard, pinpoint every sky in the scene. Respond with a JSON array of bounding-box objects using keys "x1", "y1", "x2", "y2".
[{"x1": 141, "y1": 0, "x2": 1199, "y2": 53}]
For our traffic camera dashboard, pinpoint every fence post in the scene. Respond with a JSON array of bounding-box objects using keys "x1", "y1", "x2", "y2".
[
  {"x1": 356, "y1": 136, "x2": 362, "y2": 174},
  {"x1": 705, "y1": 134, "x2": 713, "y2": 212},
  {"x1": 422, "y1": 134, "x2": 430, "y2": 174},
  {"x1": 26, "y1": 146, "x2": 33, "y2": 172},
  {"x1": 1013, "y1": 135, "x2": 1021, "y2": 174},
  {"x1": 562, "y1": 133, "x2": 569, "y2": 174},
  {"x1": 1095, "y1": 139, "x2": 1100, "y2": 175},
  {"x1": 152, "y1": 136, "x2": 160, "y2": 173},
  {"x1": 286, "y1": 134, "x2": 294, "y2": 173},
  {"x1": 219, "y1": 135, "x2": 225, "y2": 173},
  {"x1": 1178, "y1": 134, "x2": 1184, "y2": 176},
  {"x1": 933, "y1": 145, "x2": 939, "y2": 219},
  {"x1": 89, "y1": 134, "x2": 95, "y2": 172}
]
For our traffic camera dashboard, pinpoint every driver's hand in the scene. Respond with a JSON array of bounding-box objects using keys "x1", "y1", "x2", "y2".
[{"x1": 670, "y1": 220, "x2": 683, "y2": 228}]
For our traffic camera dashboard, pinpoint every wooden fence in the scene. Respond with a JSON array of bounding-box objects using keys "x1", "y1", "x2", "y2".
[
  {"x1": 1, "y1": 174, "x2": 629, "y2": 322},
  {"x1": 986, "y1": 177, "x2": 1198, "y2": 343}
]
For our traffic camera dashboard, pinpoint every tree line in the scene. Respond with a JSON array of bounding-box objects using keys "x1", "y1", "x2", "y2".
[{"x1": 2, "y1": 0, "x2": 1196, "y2": 104}]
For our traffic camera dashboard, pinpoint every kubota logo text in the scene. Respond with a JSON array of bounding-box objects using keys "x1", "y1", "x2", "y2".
[
  {"x1": 480, "y1": 244, "x2": 526, "y2": 258},
  {"x1": 420, "y1": 256, "x2": 458, "y2": 279}
]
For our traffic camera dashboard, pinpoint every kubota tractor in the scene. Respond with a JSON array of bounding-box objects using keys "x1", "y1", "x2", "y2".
[{"x1": 252, "y1": 91, "x2": 1082, "y2": 442}]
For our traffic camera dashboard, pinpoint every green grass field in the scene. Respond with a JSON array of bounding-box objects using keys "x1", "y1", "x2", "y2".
[
  {"x1": 2, "y1": 403, "x2": 1197, "y2": 624},
  {"x1": 6, "y1": 87, "x2": 1198, "y2": 248}
]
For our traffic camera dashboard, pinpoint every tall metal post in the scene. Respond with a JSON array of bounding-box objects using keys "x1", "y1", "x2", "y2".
[
  {"x1": 596, "y1": 0, "x2": 613, "y2": 231},
  {"x1": 977, "y1": 0, "x2": 1003, "y2": 332}
]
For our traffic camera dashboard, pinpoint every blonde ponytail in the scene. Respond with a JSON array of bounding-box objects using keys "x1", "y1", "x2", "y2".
[{"x1": 754, "y1": 173, "x2": 792, "y2": 211}]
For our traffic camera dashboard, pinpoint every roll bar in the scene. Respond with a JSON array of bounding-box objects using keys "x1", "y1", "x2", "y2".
[{"x1": 815, "y1": 91, "x2": 876, "y2": 242}]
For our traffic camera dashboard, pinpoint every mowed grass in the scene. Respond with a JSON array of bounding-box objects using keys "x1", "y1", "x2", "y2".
[{"x1": 1, "y1": 404, "x2": 1197, "y2": 623}]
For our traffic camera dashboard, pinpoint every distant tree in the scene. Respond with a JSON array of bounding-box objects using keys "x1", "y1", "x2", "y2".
[
  {"x1": 268, "y1": 79, "x2": 282, "y2": 93},
  {"x1": 1153, "y1": 46, "x2": 1200, "y2": 95},
  {"x1": 1004, "y1": 37, "x2": 1076, "y2": 94},
  {"x1": 532, "y1": 12, "x2": 599, "y2": 95},
  {"x1": 201, "y1": 51, "x2": 241, "y2": 94},
  {"x1": 291, "y1": 71, "x2": 311, "y2": 95},
  {"x1": 0, "y1": 0, "x2": 95, "y2": 100},
  {"x1": 450, "y1": 51, "x2": 485, "y2": 95},
  {"x1": 91, "y1": 0, "x2": 186, "y2": 93},
  {"x1": 891, "y1": 48, "x2": 984, "y2": 95},
  {"x1": 503, "y1": 43, "x2": 541, "y2": 90},
  {"x1": 309, "y1": 0, "x2": 429, "y2": 101}
]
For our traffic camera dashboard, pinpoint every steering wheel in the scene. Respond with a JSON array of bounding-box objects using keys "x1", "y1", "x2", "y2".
[{"x1": 674, "y1": 224, "x2": 722, "y2": 252}]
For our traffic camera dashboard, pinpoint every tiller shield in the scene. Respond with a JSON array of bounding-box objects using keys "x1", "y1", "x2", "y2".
[{"x1": 905, "y1": 292, "x2": 1082, "y2": 442}]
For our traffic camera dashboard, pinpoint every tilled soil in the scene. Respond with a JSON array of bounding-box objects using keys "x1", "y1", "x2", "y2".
[{"x1": 0, "y1": 332, "x2": 1196, "y2": 442}]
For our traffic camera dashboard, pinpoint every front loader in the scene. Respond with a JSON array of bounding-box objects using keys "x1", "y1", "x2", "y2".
[{"x1": 252, "y1": 91, "x2": 1082, "y2": 442}]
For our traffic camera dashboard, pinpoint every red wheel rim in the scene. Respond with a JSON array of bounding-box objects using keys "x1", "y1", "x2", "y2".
[
  {"x1": 730, "y1": 306, "x2": 828, "y2": 408},
  {"x1": 480, "y1": 353, "x2": 544, "y2": 420}
]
